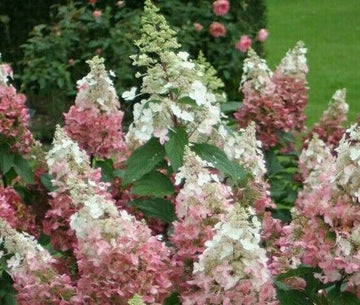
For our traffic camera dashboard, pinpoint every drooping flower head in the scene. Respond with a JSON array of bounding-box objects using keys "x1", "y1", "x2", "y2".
[{"x1": 64, "y1": 56, "x2": 126, "y2": 159}]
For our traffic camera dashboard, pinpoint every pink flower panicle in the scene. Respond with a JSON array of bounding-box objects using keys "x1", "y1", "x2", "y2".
[
  {"x1": 308, "y1": 89, "x2": 348, "y2": 149},
  {"x1": 0, "y1": 62, "x2": 34, "y2": 154},
  {"x1": 0, "y1": 219, "x2": 78, "y2": 305},
  {"x1": 64, "y1": 56, "x2": 126, "y2": 160},
  {"x1": 170, "y1": 147, "x2": 233, "y2": 292},
  {"x1": 273, "y1": 125, "x2": 360, "y2": 290},
  {"x1": 212, "y1": 0, "x2": 230, "y2": 16},
  {"x1": 0, "y1": 186, "x2": 38, "y2": 237},
  {"x1": 46, "y1": 127, "x2": 174, "y2": 303},
  {"x1": 236, "y1": 45, "x2": 308, "y2": 149}
]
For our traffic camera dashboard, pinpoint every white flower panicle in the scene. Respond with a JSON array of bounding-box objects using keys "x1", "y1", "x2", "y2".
[
  {"x1": 299, "y1": 134, "x2": 335, "y2": 187},
  {"x1": 240, "y1": 48, "x2": 274, "y2": 94},
  {"x1": 0, "y1": 219, "x2": 54, "y2": 273},
  {"x1": 0, "y1": 62, "x2": 13, "y2": 86},
  {"x1": 218, "y1": 122, "x2": 267, "y2": 180},
  {"x1": 323, "y1": 89, "x2": 348, "y2": 120},
  {"x1": 276, "y1": 41, "x2": 308, "y2": 79},
  {"x1": 335, "y1": 124, "x2": 360, "y2": 202},
  {"x1": 75, "y1": 56, "x2": 120, "y2": 113},
  {"x1": 193, "y1": 205, "x2": 272, "y2": 290},
  {"x1": 126, "y1": 0, "x2": 223, "y2": 147},
  {"x1": 46, "y1": 125, "x2": 90, "y2": 184}
]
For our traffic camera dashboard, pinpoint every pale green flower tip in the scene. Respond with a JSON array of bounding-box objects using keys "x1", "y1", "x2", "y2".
[{"x1": 127, "y1": 294, "x2": 146, "y2": 305}]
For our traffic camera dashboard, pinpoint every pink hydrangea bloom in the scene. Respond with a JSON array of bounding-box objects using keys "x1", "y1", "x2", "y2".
[
  {"x1": 271, "y1": 126, "x2": 360, "y2": 292},
  {"x1": 0, "y1": 219, "x2": 78, "y2": 305},
  {"x1": 212, "y1": 0, "x2": 230, "y2": 16},
  {"x1": 0, "y1": 63, "x2": 34, "y2": 154},
  {"x1": 235, "y1": 45, "x2": 308, "y2": 149},
  {"x1": 306, "y1": 89, "x2": 348, "y2": 150},
  {"x1": 0, "y1": 186, "x2": 38, "y2": 237},
  {"x1": 170, "y1": 148, "x2": 233, "y2": 292},
  {"x1": 235, "y1": 35, "x2": 252, "y2": 52},
  {"x1": 64, "y1": 56, "x2": 126, "y2": 160},
  {"x1": 209, "y1": 22, "x2": 226, "y2": 38}
]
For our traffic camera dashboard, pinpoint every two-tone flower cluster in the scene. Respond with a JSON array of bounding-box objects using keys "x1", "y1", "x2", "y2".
[
  {"x1": 46, "y1": 126, "x2": 174, "y2": 304},
  {"x1": 273, "y1": 125, "x2": 360, "y2": 294},
  {"x1": 235, "y1": 42, "x2": 308, "y2": 150},
  {"x1": 64, "y1": 56, "x2": 126, "y2": 160},
  {"x1": 0, "y1": 219, "x2": 78, "y2": 305}
]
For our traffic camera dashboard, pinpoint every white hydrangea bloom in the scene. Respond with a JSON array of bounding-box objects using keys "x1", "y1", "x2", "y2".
[
  {"x1": 0, "y1": 219, "x2": 54, "y2": 273},
  {"x1": 299, "y1": 134, "x2": 335, "y2": 187},
  {"x1": 335, "y1": 124, "x2": 360, "y2": 202},
  {"x1": 193, "y1": 206, "x2": 271, "y2": 291},
  {"x1": 276, "y1": 41, "x2": 308, "y2": 79},
  {"x1": 217, "y1": 122, "x2": 266, "y2": 181},
  {"x1": 75, "y1": 56, "x2": 120, "y2": 113},
  {"x1": 240, "y1": 48, "x2": 274, "y2": 94},
  {"x1": 46, "y1": 126, "x2": 90, "y2": 186}
]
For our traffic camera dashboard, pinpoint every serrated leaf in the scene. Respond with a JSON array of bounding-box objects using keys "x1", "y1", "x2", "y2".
[
  {"x1": 328, "y1": 286, "x2": 360, "y2": 305},
  {"x1": 165, "y1": 127, "x2": 188, "y2": 172},
  {"x1": 0, "y1": 144, "x2": 14, "y2": 175},
  {"x1": 191, "y1": 143, "x2": 247, "y2": 184},
  {"x1": 132, "y1": 171, "x2": 174, "y2": 197},
  {"x1": 129, "y1": 198, "x2": 176, "y2": 223},
  {"x1": 124, "y1": 138, "x2": 166, "y2": 185},
  {"x1": 13, "y1": 155, "x2": 34, "y2": 184}
]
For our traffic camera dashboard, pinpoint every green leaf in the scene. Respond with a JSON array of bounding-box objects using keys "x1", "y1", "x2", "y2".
[
  {"x1": 165, "y1": 127, "x2": 188, "y2": 172},
  {"x1": 132, "y1": 171, "x2": 175, "y2": 197},
  {"x1": 163, "y1": 292, "x2": 181, "y2": 305},
  {"x1": 220, "y1": 101, "x2": 242, "y2": 113},
  {"x1": 328, "y1": 286, "x2": 360, "y2": 305},
  {"x1": 177, "y1": 96, "x2": 197, "y2": 106},
  {"x1": 40, "y1": 174, "x2": 57, "y2": 192},
  {"x1": 93, "y1": 158, "x2": 114, "y2": 183},
  {"x1": 191, "y1": 143, "x2": 247, "y2": 184},
  {"x1": 0, "y1": 144, "x2": 14, "y2": 175},
  {"x1": 124, "y1": 138, "x2": 166, "y2": 185},
  {"x1": 277, "y1": 288, "x2": 313, "y2": 305},
  {"x1": 129, "y1": 198, "x2": 176, "y2": 223},
  {"x1": 13, "y1": 154, "x2": 34, "y2": 184},
  {"x1": 276, "y1": 265, "x2": 319, "y2": 281}
]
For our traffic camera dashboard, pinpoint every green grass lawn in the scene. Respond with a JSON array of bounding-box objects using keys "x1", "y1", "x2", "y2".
[{"x1": 265, "y1": 0, "x2": 360, "y2": 127}]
